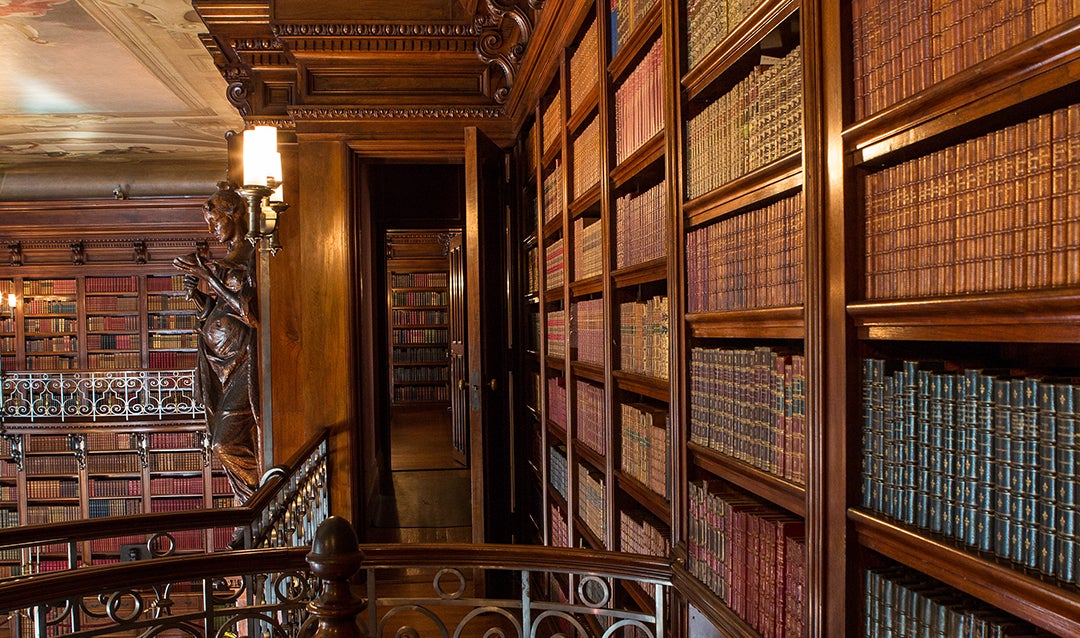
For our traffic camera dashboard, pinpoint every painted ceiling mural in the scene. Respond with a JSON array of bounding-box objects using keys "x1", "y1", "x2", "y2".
[{"x1": 0, "y1": 0, "x2": 241, "y2": 166}]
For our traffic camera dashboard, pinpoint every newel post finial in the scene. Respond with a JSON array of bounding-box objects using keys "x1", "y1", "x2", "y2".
[{"x1": 306, "y1": 516, "x2": 367, "y2": 638}]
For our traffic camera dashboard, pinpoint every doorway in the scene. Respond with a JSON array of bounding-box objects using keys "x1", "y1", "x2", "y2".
[{"x1": 365, "y1": 164, "x2": 471, "y2": 543}]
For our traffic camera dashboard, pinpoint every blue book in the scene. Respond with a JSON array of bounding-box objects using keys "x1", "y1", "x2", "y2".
[
  {"x1": 1036, "y1": 380, "x2": 1057, "y2": 577},
  {"x1": 1055, "y1": 383, "x2": 1077, "y2": 584}
]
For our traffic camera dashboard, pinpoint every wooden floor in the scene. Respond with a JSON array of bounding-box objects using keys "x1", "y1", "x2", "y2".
[{"x1": 366, "y1": 404, "x2": 472, "y2": 545}]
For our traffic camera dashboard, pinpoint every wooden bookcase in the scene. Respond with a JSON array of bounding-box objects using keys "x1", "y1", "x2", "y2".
[
  {"x1": 514, "y1": 0, "x2": 1080, "y2": 634},
  {"x1": 386, "y1": 232, "x2": 452, "y2": 406}
]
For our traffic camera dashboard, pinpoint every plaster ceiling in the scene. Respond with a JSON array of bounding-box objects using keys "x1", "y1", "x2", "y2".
[{"x1": 0, "y1": 0, "x2": 243, "y2": 198}]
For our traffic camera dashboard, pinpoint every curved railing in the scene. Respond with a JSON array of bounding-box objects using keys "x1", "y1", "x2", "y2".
[
  {"x1": 0, "y1": 517, "x2": 673, "y2": 638},
  {"x1": 0, "y1": 428, "x2": 329, "y2": 573}
]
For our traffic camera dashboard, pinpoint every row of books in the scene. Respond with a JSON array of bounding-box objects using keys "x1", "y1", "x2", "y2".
[
  {"x1": 576, "y1": 379, "x2": 607, "y2": 456},
  {"x1": 543, "y1": 163, "x2": 564, "y2": 224},
  {"x1": 620, "y1": 402, "x2": 669, "y2": 498},
  {"x1": 85, "y1": 334, "x2": 138, "y2": 350},
  {"x1": 147, "y1": 431, "x2": 201, "y2": 449},
  {"x1": 684, "y1": 46, "x2": 803, "y2": 200},
  {"x1": 615, "y1": 179, "x2": 667, "y2": 270},
  {"x1": 89, "y1": 498, "x2": 141, "y2": 518},
  {"x1": 390, "y1": 290, "x2": 448, "y2": 307},
  {"x1": 393, "y1": 385, "x2": 449, "y2": 402},
  {"x1": 689, "y1": 346, "x2": 807, "y2": 486},
  {"x1": 549, "y1": 375, "x2": 567, "y2": 429},
  {"x1": 23, "y1": 317, "x2": 75, "y2": 332},
  {"x1": 547, "y1": 309, "x2": 567, "y2": 359},
  {"x1": 851, "y1": 0, "x2": 1078, "y2": 120},
  {"x1": 25, "y1": 335, "x2": 77, "y2": 352},
  {"x1": 85, "y1": 276, "x2": 138, "y2": 293},
  {"x1": 0, "y1": 485, "x2": 16, "y2": 501},
  {"x1": 85, "y1": 296, "x2": 139, "y2": 312},
  {"x1": 23, "y1": 279, "x2": 76, "y2": 296},
  {"x1": 26, "y1": 479, "x2": 79, "y2": 499},
  {"x1": 685, "y1": 0, "x2": 761, "y2": 70},
  {"x1": 146, "y1": 275, "x2": 187, "y2": 292},
  {"x1": 526, "y1": 246, "x2": 540, "y2": 296},
  {"x1": 686, "y1": 192, "x2": 805, "y2": 313},
  {"x1": 391, "y1": 309, "x2": 447, "y2": 325},
  {"x1": 542, "y1": 90, "x2": 562, "y2": 154},
  {"x1": 578, "y1": 461, "x2": 606, "y2": 540},
  {"x1": 391, "y1": 346, "x2": 447, "y2": 363},
  {"x1": 609, "y1": 0, "x2": 658, "y2": 57},
  {"x1": 551, "y1": 502, "x2": 569, "y2": 547},
  {"x1": 572, "y1": 216, "x2": 602, "y2": 281},
  {"x1": 150, "y1": 496, "x2": 204, "y2": 512},
  {"x1": 147, "y1": 296, "x2": 197, "y2": 312},
  {"x1": 88, "y1": 454, "x2": 142, "y2": 474},
  {"x1": 392, "y1": 366, "x2": 448, "y2": 382},
  {"x1": 89, "y1": 354, "x2": 144, "y2": 370},
  {"x1": 619, "y1": 295, "x2": 669, "y2": 380},
  {"x1": 390, "y1": 328, "x2": 447, "y2": 345},
  {"x1": 24, "y1": 354, "x2": 77, "y2": 370},
  {"x1": 550, "y1": 444, "x2": 569, "y2": 501},
  {"x1": 146, "y1": 350, "x2": 196, "y2": 368},
  {"x1": 861, "y1": 358, "x2": 1080, "y2": 584},
  {"x1": 572, "y1": 117, "x2": 601, "y2": 200},
  {"x1": 569, "y1": 16, "x2": 599, "y2": 114},
  {"x1": 619, "y1": 508, "x2": 668, "y2": 557},
  {"x1": 148, "y1": 314, "x2": 197, "y2": 330},
  {"x1": 571, "y1": 298, "x2": 604, "y2": 365},
  {"x1": 614, "y1": 38, "x2": 663, "y2": 165},
  {"x1": 25, "y1": 434, "x2": 75, "y2": 453},
  {"x1": 687, "y1": 481, "x2": 806, "y2": 638},
  {"x1": 24, "y1": 300, "x2": 77, "y2": 316},
  {"x1": 863, "y1": 105, "x2": 1080, "y2": 300},
  {"x1": 87, "y1": 315, "x2": 140, "y2": 331},
  {"x1": 149, "y1": 451, "x2": 203, "y2": 473},
  {"x1": 25, "y1": 455, "x2": 79, "y2": 475},
  {"x1": 390, "y1": 272, "x2": 447, "y2": 288},
  {"x1": 27, "y1": 504, "x2": 80, "y2": 524},
  {"x1": 89, "y1": 478, "x2": 141, "y2": 497},
  {"x1": 864, "y1": 565, "x2": 1044, "y2": 637},
  {"x1": 546, "y1": 237, "x2": 565, "y2": 289}
]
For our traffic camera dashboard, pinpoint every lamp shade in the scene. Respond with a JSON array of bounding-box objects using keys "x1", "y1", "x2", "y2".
[{"x1": 242, "y1": 126, "x2": 281, "y2": 187}]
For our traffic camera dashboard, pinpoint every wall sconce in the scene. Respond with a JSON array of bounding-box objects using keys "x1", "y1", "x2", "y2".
[
  {"x1": 0, "y1": 293, "x2": 15, "y2": 319},
  {"x1": 239, "y1": 125, "x2": 289, "y2": 255}
]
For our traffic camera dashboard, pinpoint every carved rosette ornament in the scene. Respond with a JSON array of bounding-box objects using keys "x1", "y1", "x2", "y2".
[{"x1": 476, "y1": 0, "x2": 534, "y2": 104}]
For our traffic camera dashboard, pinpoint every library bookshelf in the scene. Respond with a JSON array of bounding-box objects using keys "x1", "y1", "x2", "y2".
[
  {"x1": 386, "y1": 231, "x2": 453, "y2": 407},
  {"x1": 514, "y1": 0, "x2": 1080, "y2": 634}
]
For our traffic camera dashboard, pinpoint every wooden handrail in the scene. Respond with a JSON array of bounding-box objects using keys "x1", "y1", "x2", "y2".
[{"x1": 0, "y1": 427, "x2": 329, "y2": 551}]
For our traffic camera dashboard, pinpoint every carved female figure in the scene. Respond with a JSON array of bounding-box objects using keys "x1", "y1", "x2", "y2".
[{"x1": 174, "y1": 182, "x2": 262, "y2": 507}]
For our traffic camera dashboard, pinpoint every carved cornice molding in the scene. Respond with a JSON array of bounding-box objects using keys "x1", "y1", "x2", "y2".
[
  {"x1": 475, "y1": 0, "x2": 535, "y2": 104},
  {"x1": 273, "y1": 23, "x2": 482, "y2": 38},
  {"x1": 289, "y1": 106, "x2": 506, "y2": 121},
  {"x1": 224, "y1": 66, "x2": 254, "y2": 117}
]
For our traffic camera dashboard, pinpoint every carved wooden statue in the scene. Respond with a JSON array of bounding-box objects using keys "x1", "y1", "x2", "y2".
[{"x1": 174, "y1": 182, "x2": 262, "y2": 514}]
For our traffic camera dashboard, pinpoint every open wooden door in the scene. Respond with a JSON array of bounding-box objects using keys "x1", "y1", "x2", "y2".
[
  {"x1": 447, "y1": 232, "x2": 468, "y2": 466},
  {"x1": 464, "y1": 127, "x2": 512, "y2": 545}
]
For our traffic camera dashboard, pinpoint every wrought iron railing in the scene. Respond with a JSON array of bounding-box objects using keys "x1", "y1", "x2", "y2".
[
  {"x1": 0, "y1": 369, "x2": 202, "y2": 422},
  {"x1": 0, "y1": 428, "x2": 328, "y2": 578},
  {"x1": 0, "y1": 517, "x2": 674, "y2": 638}
]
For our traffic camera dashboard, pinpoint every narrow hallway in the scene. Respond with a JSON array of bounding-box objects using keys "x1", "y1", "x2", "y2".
[{"x1": 368, "y1": 405, "x2": 471, "y2": 544}]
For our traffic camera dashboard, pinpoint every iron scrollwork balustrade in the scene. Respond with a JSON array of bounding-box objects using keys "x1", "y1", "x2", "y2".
[
  {"x1": 0, "y1": 370, "x2": 202, "y2": 422},
  {"x1": 0, "y1": 538, "x2": 672, "y2": 638},
  {"x1": 248, "y1": 438, "x2": 329, "y2": 551}
]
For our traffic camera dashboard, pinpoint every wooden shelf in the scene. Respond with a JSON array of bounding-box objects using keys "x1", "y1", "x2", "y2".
[
  {"x1": 573, "y1": 513, "x2": 605, "y2": 550},
  {"x1": 566, "y1": 88, "x2": 599, "y2": 135},
  {"x1": 688, "y1": 442, "x2": 805, "y2": 518},
  {"x1": 612, "y1": 370, "x2": 669, "y2": 402},
  {"x1": 685, "y1": 306, "x2": 804, "y2": 340},
  {"x1": 611, "y1": 132, "x2": 665, "y2": 190},
  {"x1": 570, "y1": 360, "x2": 603, "y2": 383},
  {"x1": 608, "y1": 1, "x2": 662, "y2": 82},
  {"x1": 681, "y1": 0, "x2": 799, "y2": 101},
  {"x1": 670, "y1": 560, "x2": 759, "y2": 638},
  {"x1": 568, "y1": 186, "x2": 601, "y2": 218},
  {"x1": 683, "y1": 154, "x2": 802, "y2": 228},
  {"x1": 614, "y1": 470, "x2": 669, "y2": 521},
  {"x1": 845, "y1": 17, "x2": 1080, "y2": 166},
  {"x1": 850, "y1": 509, "x2": 1080, "y2": 637},
  {"x1": 612, "y1": 258, "x2": 667, "y2": 289},
  {"x1": 575, "y1": 441, "x2": 605, "y2": 473},
  {"x1": 569, "y1": 276, "x2": 602, "y2": 298},
  {"x1": 848, "y1": 289, "x2": 1080, "y2": 343}
]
